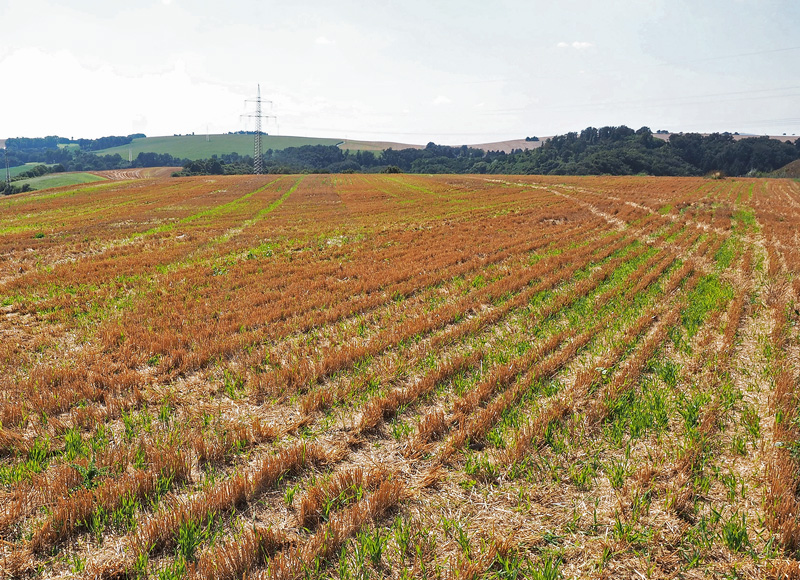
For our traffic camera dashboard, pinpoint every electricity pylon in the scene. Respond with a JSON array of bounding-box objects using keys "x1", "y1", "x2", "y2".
[
  {"x1": 4, "y1": 146, "x2": 10, "y2": 187},
  {"x1": 242, "y1": 85, "x2": 276, "y2": 175}
]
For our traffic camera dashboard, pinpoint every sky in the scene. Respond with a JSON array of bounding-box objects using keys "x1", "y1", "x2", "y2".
[{"x1": 1, "y1": 0, "x2": 799, "y2": 145}]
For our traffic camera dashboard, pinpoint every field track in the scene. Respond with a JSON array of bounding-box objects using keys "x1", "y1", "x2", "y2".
[{"x1": 1, "y1": 174, "x2": 800, "y2": 578}]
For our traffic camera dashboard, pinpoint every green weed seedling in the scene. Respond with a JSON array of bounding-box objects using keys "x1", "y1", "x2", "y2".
[
  {"x1": 679, "y1": 391, "x2": 711, "y2": 432},
  {"x1": 133, "y1": 446, "x2": 147, "y2": 470},
  {"x1": 493, "y1": 551, "x2": 533, "y2": 580},
  {"x1": 683, "y1": 511, "x2": 718, "y2": 566},
  {"x1": 714, "y1": 238, "x2": 738, "y2": 270},
  {"x1": 7, "y1": 436, "x2": 53, "y2": 483},
  {"x1": 69, "y1": 553, "x2": 86, "y2": 574},
  {"x1": 631, "y1": 488, "x2": 653, "y2": 521},
  {"x1": 612, "y1": 513, "x2": 652, "y2": 549},
  {"x1": 157, "y1": 558, "x2": 186, "y2": 580},
  {"x1": 358, "y1": 527, "x2": 386, "y2": 568},
  {"x1": 393, "y1": 516, "x2": 412, "y2": 564},
  {"x1": 284, "y1": 483, "x2": 299, "y2": 506},
  {"x1": 569, "y1": 460, "x2": 596, "y2": 491},
  {"x1": 720, "y1": 472, "x2": 739, "y2": 503},
  {"x1": 149, "y1": 471, "x2": 175, "y2": 510},
  {"x1": 486, "y1": 426, "x2": 506, "y2": 449},
  {"x1": 528, "y1": 554, "x2": 562, "y2": 580},
  {"x1": 63, "y1": 427, "x2": 87, "y2": 461},
  {"x1": 597, "y1": 545, "x2": 613, "y2": 570},
  {"x1": 741, "y1": 404, "x2": 761, "y2": 447},
  {"x1": 139, "y1": 408, "x2": 154, "y2": 433},
  {"x1": 158, "y1": 402, "x2": 174, "y2": 424},
  {"x1": 732, "y1": 434, "x2": 748, "y2": 456},
  {"x1": 176, "y1": 515, "x2": 214, "y2": 562},
  {"x1": 606, "y1": 454, "x2": 630, "y2": 490},
  {"x1": 337, "y1": 545, "x2": 353, "y2": 580},
  {"x1": 543, "y1": 421, "x2": 567, "y2": 455},
  {"x1": 90, "y1": 423, "x2": 110, "y2": 454},
  {"x1": 564, "y1": 506, "x2": 581, "y2": 534},
  {"x1": 349, "y1": 531, "x2": 370, "y2": 576},
  {"x1": 85, "y1": 506, "x2": 108, "y2": 544},
  {"x1": 112, "y1": 492, "x2": 140, "y2": 532},
  {"x1": 71, "y1": 459, "x2": 110, "y2": 490},
  {"x1": 133, "y1": 546, "x2": 152, "y2": 580},
  {"x1": 390, "y1": 418, "x2": 412, "y2": 441},
  {"x1": 222, "y1": 369, "x2": 245, "y2": 399},
  {"x1": 651, "y1": 357, "x2": 680, "y2": 388},
  {"x1": 122, "y1": 411, "x2": 137, "y2": 441},
  {"x1": 464, "y1": 449, "x2": 500, "y2": 481},
  {"x1": 721, "y1": 513, "x2": 750, "y2": 554},
  {"x1": 453, "y1": 521, "x2": 471, "y2": 557}
]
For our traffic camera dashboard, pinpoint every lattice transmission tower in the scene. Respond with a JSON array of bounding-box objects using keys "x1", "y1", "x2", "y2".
[
  {"x1": 241, "y1": 85, "x2": 276, "y2": 175},
  {"x1": 4, "y1": 146, "x2": 10, "y2": 187}
]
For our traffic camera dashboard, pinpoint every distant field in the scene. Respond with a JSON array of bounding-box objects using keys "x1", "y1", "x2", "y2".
[
  {"x1": 92, "y1": 167, "x2": 180, "y2": 180},
  {"x1": 469, "y1": 138, "x2": 545, "y2": 153},
  {"x1": 338, "y1": 139, "x2": 423, "y2": 151},
  {"x1": 6, "y1": 163, "x2": 54, "y2": 179},
  {"x1": 95, "y1": 134, "x2": 345, "y2": 160},
  {"x1": 11, "y1": 172, "x2": 107, "y2": 190}
]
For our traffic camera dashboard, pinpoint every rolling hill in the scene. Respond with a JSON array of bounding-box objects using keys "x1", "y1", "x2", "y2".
[
  {"x1": 95, "y1": 134, "x2": 348, "y2": 160},
  {"x1": 771, "y1": 158, "x2": 800, "y2": 178},
  {"x1": 94, "y1": 133, "x2": 545, "y2": 159},
  {"x1": 10, "y1": 172, "x2": 108, "y2": 191},
  {"x1": 5, "y1": 163, "x2": 55, "y2": 179}
]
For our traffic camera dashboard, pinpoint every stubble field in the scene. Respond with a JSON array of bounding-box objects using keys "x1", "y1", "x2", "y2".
[{"x1": 1, "y1": 173, "x2": 800, "y2": 579}]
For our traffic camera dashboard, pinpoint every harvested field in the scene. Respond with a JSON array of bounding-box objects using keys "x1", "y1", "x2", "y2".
[
  {"x1": 92, "y1": 168, "x2": 182, "y2": 181},
  {"x1": 1, "y1": 173, "x2": 800, "y2": 579}
]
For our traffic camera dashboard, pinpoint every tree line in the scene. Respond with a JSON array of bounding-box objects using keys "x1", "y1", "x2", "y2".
[
  {"x1": 6, "y1": 134, "x2": 145, "y2": 152},
  {"x1": 4, "y1": 147, "x2": 186, "y2": 176},
  {"x1": 175, "y1": 128, "x2": 800, "y2": 177}
]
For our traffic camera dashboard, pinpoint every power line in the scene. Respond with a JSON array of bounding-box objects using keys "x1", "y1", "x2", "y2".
[
  {"x1": 323, "y1": 46, "x2": 800, "y2": 88},
  {"x1": 667, "y1": 45, "x2": 800, "y2": 66},
  {"x1": 288, "y1": 126, "x2": 517, "y2": 138},
  {"x1": 568, "y1": 46, "x2": 800, "y2": 82},
  {"x1": 476, "y1": 85, "x2": 800, "y2": 116}
]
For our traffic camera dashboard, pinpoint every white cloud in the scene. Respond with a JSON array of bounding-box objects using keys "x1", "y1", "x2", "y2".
[
  {"x1": 557, "y1": 41, "x2": 593, "y2": 50},
  {"x1": 0, "y1": 47, "x2": 244, "y2": 138},
  {"x1": 1, "y1": 1, "x2": 794, "y2": 142}
]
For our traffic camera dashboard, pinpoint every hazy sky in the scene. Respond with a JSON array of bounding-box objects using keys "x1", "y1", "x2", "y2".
[{"x1": 1, "y1": 0, "x2": 799, "y2": 144}]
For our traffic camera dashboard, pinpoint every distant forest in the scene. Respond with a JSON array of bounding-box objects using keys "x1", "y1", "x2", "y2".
[
  {"x1": 161, "y1": 127, "x2": 800, "y2": 178},
  {"x1": 3, "y1": 127, "x2": 800, "y2": 190}
]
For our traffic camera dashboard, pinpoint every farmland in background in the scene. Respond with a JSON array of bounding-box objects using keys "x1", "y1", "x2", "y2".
[
  {"x1": 10, "y1": 172, "x2": 108, "y2": 191},
  {"x1": 5, "y1": 164, "x2": 57, "y2": 180},
  {"x1": 94, "y1": 135, "x2": 348, "y2": 160},
  {"x1": 1, "y1": 174, "x2": 800, "y2": 578}
]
